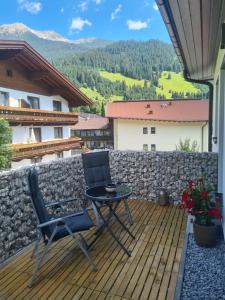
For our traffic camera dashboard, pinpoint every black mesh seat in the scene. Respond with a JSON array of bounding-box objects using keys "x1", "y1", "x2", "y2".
[
  {"x1": 82, "y1": 151, "x2": 133, "y2": 226},
  {"x1": 27, "y1": 168, "x2": 96, "y2": 287}
]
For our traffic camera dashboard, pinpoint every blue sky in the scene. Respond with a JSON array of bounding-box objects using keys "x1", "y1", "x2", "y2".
[{"x1": 0, "y1": 0, "x2": 170, "y2": 42}]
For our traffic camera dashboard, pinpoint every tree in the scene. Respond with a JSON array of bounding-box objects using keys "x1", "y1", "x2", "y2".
[
  {"x1": 101, "y1": 102, "x2": 105, "y2": 117},
  {"x1": 175, "y1": 138, "x2": 199, "y2": 152},
  {"x1": 0, "y1": 119, "x2": 13, "y2": 169}
]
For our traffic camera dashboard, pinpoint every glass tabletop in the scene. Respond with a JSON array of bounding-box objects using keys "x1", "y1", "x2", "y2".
[{"x1": 85, "y1": 184, "x2": 132, "y2": 202}]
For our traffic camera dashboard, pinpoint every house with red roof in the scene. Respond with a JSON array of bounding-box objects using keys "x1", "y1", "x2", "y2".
[
  {"x1": 71, "y1": 114, "x2": 113, "y2": 150},
  {"x1": 106, "y1": 99, "x2": 209, "y2": 152}
]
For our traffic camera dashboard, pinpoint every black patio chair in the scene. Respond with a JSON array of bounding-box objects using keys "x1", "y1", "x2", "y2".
[
  {"x1": 81, "y1": 151, "x2": 133, "y2": 226},
  {"x1": 28, "y1": 168, "x2": 97, "y2": 287}
]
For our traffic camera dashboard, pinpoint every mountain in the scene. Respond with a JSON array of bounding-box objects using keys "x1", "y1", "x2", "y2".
[
  {"x1": 0, "y1": 23, "x2": 112, "y2": 59},
  {"x1": 0, "y1": 23, "x2": 208, "y2": 115}
]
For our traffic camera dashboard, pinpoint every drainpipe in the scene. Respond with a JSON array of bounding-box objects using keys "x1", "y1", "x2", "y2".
[
  {"x1": 183, "y1": 70, "x2": 213, "y2": 152},
  {"x1": 201, "y1": 121, "x2": 208, "y2": 152}
]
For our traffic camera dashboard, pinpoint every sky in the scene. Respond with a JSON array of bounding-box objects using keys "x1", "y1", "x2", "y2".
[{"x1": 0, "y1": 0, "x2": 170, "y2": 43}]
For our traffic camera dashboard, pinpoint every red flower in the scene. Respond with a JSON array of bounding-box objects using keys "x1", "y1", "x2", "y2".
[
  {"x1": 201, "y1": 191, "x2": 208, "y2": 198},
  {"x1": 208, "y1": 208, "x2": 222, "y2": 219},
  {"x1": 182, "y1": 191, "x2": 189, "y2": 203},
  {"x1": 188, "y1": 180, "x2": 194, "y2": 189}
]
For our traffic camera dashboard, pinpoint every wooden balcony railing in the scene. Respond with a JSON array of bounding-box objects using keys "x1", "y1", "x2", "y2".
[
  {"x1": 0, "y1": 106, "x2": 79, "y2": 126},
  {"x1": 12, "y1": 137, "x2": 81, "y2": 161}
]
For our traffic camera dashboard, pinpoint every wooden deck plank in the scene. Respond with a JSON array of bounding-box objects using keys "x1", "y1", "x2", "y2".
[{"x1": 0, "y1": 200, "x2": 187, "y2": 300}]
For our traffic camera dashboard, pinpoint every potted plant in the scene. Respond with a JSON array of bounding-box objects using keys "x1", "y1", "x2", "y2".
[{"x1": 181, "y1": 179, "x2": 222, "y2": 247}]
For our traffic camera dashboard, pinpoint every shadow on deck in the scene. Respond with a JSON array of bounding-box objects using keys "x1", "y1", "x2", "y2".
[{"x1": 0, "y1": 200, "x2": 187, "y2": 300}]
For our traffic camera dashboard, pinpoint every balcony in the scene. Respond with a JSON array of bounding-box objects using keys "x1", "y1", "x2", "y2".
[
  {"x1": 0, "y1": 200, "x2": 186, "y2": 300},
  {"x1": 0, "y1": 106, "x2": 79, "y2": 126},
  {"x1": 12, "y1": 137, "x2": 81, "y2": 161},
  {"x1": 0, "y1": 151, "x2": 219, "y2": 299}
]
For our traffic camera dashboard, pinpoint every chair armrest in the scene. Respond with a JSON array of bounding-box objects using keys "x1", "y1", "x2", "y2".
[
  {"x1": 45, "y1": 198, "x2": 77, "y2": 208},
  {"x1": 37, "y1": 211, "x2": 84, "y2": 228}
]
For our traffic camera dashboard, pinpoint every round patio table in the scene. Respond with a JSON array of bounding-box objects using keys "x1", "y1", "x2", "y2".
[{"x1": 85, "y1": 184, "x2": 134, "y2": 256}]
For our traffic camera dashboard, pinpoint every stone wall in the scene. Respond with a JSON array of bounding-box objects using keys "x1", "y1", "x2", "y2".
[{"x1": 0, "y1": 151, "x2": 218, "y2": 263}]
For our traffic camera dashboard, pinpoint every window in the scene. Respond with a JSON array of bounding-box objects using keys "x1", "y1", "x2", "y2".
[
  {"x1": 29, "y1": 128, "x2": 42, "y2": 142},
  {"x1": 53, "y1": 100, "x2": 62, "y2": 112},
  {"x1": 31, "y1": 157, "x2": 42, "y2": 164},
  {"x1": 0, "y1": 91, "x2": 9, "y2": 106},
  {"x1": 54, "y1": 127, "x2": 63, "y2": 139},
  {"x1": 143, "y1": 144, "x2": 148, "y2": 151},
  {"x1": 6, "y1": 69, "x2": 13, "y2": 77},
  {"x1": 151, "y1": 127, "x2": 156, "y2": 134},
  {"x1": 143, "y1": 127, "x2": 148, "y2": 134},
  {"x1": 27, "y1": 96, "x2": 40, "y2": 109},
  {"x1": 151, "y1": 144, "x2": 156, "y2": 151},
  {"x1": 55, "y1": 152, "x2": 63, "y2": 159},
  {"x1": 19, "y1": 98, "x2": 30, "y2": 108}
]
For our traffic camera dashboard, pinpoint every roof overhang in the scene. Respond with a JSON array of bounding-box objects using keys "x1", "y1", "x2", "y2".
[
  {"x1": 0, "y1": 40, "x2": 93, "y2": 107},
  {"x1": 157, "y1": 0, "x2": 225, "y2": 81}
]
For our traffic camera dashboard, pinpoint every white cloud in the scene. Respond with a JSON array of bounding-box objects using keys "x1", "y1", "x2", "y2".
[
  {"x1": 17, "y1": 0, "x2": 42, "y2": 14},
  {"x1": 111, "y1": 4, "x2": 122, "y2": 21},
  {"x1": 70, "y1": 17, "x2": 92, "y2": 31},
  {"x1": 60, "y1": 7, "x2": 64, "y2": 13},
  {"x1": 94, "y1": 0, "x2": 102, "y2": 4},
  {"x1": 79, "y1": 0, "x2": 88, "y2": 11},
  {"x1": 144, "y1": 0, "x2": 150, "y2": 6},
  {"x1": 127, "y1": 19, "x2": 149, "y2": 30},
  {"x1": 153, "y1": 2, "x2": 159, "y2": 11}
]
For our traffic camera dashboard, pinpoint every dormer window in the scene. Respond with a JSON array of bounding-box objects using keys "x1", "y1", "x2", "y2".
[{"x1": 53, "y1": 100, "x2": 62, "y2": 112}]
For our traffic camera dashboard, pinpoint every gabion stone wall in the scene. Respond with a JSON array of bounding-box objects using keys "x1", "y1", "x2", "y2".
[{"x1": 0, "y1": 151, "x2": 218, "y2": 263}]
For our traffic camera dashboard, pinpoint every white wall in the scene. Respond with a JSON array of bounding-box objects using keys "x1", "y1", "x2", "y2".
[
  {"x1": 12, "y1": 126, "x2": 70, "y2": 144},
  {"x1": 113, "y1": 119, "x2": 208, "y2": 152},
  {"x1": 0, "y1": 86, "x2": 69, "y2": 112}
]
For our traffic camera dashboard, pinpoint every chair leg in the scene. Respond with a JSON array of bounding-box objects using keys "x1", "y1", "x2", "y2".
[
  {"x1": 92, "y1": 202, "x2": 103, "y2": 228},
  {"x1": 124, "y1": 199, "x2": 133, "y2": 225},
  {"x1": 28, "y1": 228, "x2": 57, "y2": 287},
  {"x1": 65, "y1": 224, "x2": 97, "y2": 272},
  {"x1": 30, "y1": 235, "x2": 42, "y2": 259}
]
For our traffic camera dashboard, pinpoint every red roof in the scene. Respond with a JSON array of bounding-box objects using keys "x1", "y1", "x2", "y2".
[
  {"x1": 71, "y1": 117, "x2": 109, "y2": 130},
  {"x1": 106, "y1": 99, "x2": 209, "y2": 122}
]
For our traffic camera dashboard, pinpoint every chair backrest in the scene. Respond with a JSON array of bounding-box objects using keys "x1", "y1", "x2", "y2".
[
  {"x1": 82, "y1": 151, "x2": 112, "y2": 188},
  {"x1": 28, "y1": 169, "x2": 52, "y2": 238}
]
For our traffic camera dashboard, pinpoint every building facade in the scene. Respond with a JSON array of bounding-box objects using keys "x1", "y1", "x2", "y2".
[
  {"x1": 0, "y1": 40, "x2": 92, "y2": 168},
  {"x1": 71, "y1": 114, "x2": 113, "y2": 150},
  {"x1": 156, "y1": 0, "x2": 225, "y2": 232},
  {"x1": 107, "y1": 100, "x2": 208, "y2": 152}
]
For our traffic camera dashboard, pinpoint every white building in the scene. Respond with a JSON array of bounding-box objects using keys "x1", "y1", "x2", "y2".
[
  {"x1": 0, "y1": 40, "x2": 92, "y2": 168},
  {"x1": 106, "y1": 100, "x2": 208, "y2": 152}
]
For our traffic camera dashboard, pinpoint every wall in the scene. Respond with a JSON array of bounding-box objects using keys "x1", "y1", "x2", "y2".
[
  {"x1": 0, "y1": 150, "x2": 217, "y2": 263},
  {"x1": 0, "y1": 86, "x2": 69, "y2": 112},
  {"x1": 213, "y1": 48, "x2": 225, "y2": 235},
  {"x1": 113, "y1": 119, "x2": 208, "y2": 152}
]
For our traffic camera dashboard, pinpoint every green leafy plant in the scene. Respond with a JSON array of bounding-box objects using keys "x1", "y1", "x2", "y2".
[
  {"x1": 0, "y1": 119, "x2": 14, "y2": 170},
  {"x1": 181, "y1": 179, "x2": 221, "y2": 226},
  {"x1": 176, "y1": 138, "x2": 199, "y2": 152}
]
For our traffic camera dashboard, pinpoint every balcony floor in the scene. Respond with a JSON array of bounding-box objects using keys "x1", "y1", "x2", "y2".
[{"x1": 0, "y1": 200, "x2": 187, "y2": 300}]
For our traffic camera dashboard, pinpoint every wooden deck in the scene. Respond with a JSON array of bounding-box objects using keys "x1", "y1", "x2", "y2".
[{"x1": 0, "y1": 200, "x2": 187, "y2": 300}]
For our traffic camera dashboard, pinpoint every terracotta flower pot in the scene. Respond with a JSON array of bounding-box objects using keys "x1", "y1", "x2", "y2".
[{"x1": 193, "y1": 222, "x2": 217, "y2": 247}]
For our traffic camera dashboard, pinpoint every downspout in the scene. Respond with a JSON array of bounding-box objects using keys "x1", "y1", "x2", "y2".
[
  {"x1": 201, "y1": 121, "x2": 208, "y2": 152},
  {"x1": 183, "y1": 70, "x2": 213, "y2": 152}
]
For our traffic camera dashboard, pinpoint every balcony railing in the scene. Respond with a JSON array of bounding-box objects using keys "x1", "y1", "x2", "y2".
[
  {"x1": 12, "y1": 137, "x2": 81, "y2": 161},
  {"x1": 0, "y1": 106, "x2": 79, "y2": 126}
]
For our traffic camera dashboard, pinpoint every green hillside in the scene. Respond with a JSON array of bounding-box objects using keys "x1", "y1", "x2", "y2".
[
  {"x1": 99, "y1": 70, "x2": 151, "y2": 88},
  {"x1": 156, "y1": 71, "x2": 200, "y2": 98}
]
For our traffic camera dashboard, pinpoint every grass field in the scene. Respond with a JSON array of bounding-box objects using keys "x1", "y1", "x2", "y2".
[
  {"x1": 156, "y1": 71, "x2": 200, "y2": 98},
  {"x1": 99, "y1": 70, "x2": 150, "y2": 87},
  {"x1": 80, "y1": 87, "x2": 104, "y2": 102}
]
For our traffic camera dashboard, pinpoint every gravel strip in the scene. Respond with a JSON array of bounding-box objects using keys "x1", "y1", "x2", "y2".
[{"x1": 181, "y1": 234, "x2": 225, "y2": 300}]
